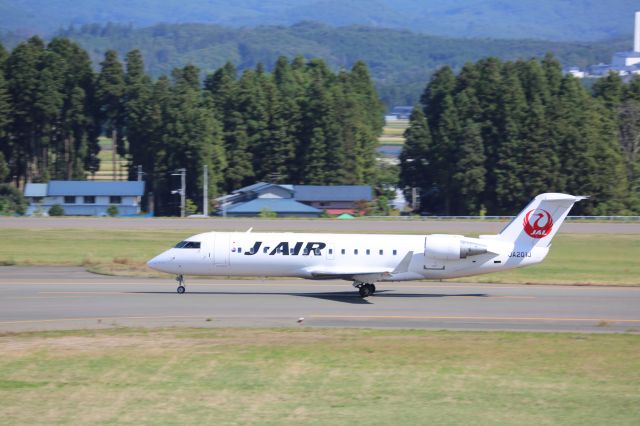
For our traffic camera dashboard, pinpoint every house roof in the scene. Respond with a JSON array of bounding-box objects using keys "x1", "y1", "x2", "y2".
[
  {"x1": 223, "y1": 198, "x2": 322, "y2": 214},
  {"x1": 24, "y1": 183, "x2": 48, "y2": 197},
  {"x1": 294, "y1": 185, "x2": 372, "y2": 202},
  {"x1": 47, "y1": 181, "x2": 145, "y2": 196}
]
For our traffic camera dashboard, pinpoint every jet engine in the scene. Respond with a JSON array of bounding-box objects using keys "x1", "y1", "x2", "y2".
[{"x1": 424, "y1": 235, "x2": 488, "y2": 260}]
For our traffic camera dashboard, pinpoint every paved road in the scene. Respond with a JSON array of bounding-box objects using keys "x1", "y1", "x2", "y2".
[
  {"x1": 1, "y1": 266, "x2": 639, "y2": 333},
  {"x1": 1, "y1": 216, "x2": 639, "y2": 234}
]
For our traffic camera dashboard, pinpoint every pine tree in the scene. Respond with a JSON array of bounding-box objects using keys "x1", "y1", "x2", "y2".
[
  {"x1": 451, "y1": 119, "x2": 486, "y2": 215},
  {"x1": 5, "y1": 37, "x2": 48, "y2": 185},
  {"x1": 0, "y1": 69, "x2": 10, "y2": 178},
  {"x1": 95, "y1": 50, "x2": 126, "y2": 177},
  {"x1": 493, "y1": 68, "x2": 527, "y2": 213},
  {"x1": 124, "y1": 49, "x2": 154, "y2": 181},
  {"x1": 46, "y1": 38, "x2": 95, "y2": 180},
  {"x1": 420, "y1": 66, "x2": 456, "y2": 127},
  {"x1": 618, "y1": 100, "x2": 640, "y2": 205},
  {"x1": 592, "y1": 72, "x2": 625, "y2": 110},
  {"x1": 399, "y1": 108, "x2": 432, "y2": 211}
]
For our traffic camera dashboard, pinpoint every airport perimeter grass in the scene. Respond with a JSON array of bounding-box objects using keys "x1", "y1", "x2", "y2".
[
  {"x1": 0, "y1": 328, "x2": 638, "y2": 425},
  {"x1": 0, "y1": 228, "x2": 638, "y2": 285}
]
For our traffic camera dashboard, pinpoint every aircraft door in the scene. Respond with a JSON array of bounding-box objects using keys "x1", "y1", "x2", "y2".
[
  {"x1": 326, "y1": 243, "x2": 335, "y2": 261},
  {"x1": 213, "y1": 233, "x2": 230, "y2": 267}
]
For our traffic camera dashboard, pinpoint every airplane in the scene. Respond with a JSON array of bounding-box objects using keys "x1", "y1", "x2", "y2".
[{"x1": 147, "y1": 193, "x2": 586, "y2": 297}]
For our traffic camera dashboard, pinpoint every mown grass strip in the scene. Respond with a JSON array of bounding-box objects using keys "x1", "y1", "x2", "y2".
[{"x1": 0, "y1": 328, "x2": 638, "y2": 425}]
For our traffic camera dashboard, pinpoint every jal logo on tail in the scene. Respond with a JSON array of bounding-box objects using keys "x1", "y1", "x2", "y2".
[{"x1": 523, "y1": 209, "x2": 553, "y2": 238}]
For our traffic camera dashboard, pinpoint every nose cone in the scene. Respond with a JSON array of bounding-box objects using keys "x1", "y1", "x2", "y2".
[{"x1": 147, "y1": 251, "x2": 173, "y2": 273}]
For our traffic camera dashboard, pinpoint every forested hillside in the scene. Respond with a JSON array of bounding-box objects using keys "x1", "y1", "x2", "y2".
[
  {"x1": 400, "y1": 56, "x2": 640, "y2": 216},
  {"x1": 1, "y1": 0, "x2": 637, "y2": 41},
  {"x1": 0, "y1": 37, "x2": 384, "y2": 215},
  {"x1": 42, "y1": 23, "x2": 630, "y2": 107}
]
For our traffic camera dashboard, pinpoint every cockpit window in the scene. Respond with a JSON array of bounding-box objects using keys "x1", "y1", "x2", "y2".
[{"x1": 174, "y1": 241, "x2": 201, "y2": 249}]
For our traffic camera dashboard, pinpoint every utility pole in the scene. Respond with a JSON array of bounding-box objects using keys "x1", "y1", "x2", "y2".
[
  {"x1": 171, "y1": 168, "x2": 186, "y2": 218},
  {"x1": 180, "y1": 168, "x2": 185, "y2": 218},
  {"x1": 203, "y1": 165, "x2": 208, "y2": 216},
  {"x1": 112, "y1": 129, "x2": 117, "y2": 181}
]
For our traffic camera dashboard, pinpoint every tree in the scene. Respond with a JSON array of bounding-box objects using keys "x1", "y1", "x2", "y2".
[
  {"x1": 95, "y1": 50, "x2": 125, "y2": 178},
  {"x1": 618, "y1": 100, "x2": 640, "y2": 201},
  {"x1": 124, "y1": 49, "x2": 153, "y2": 181},
  {"x1": 0, "y1": 70, "x2": 10, "y2": 181},
  {"x1": 0, "y1": 184, "x2": 27, "y2": 215},
  {"x1": 451, "y1": 119, "x2": 486, "y2": 215},
  {"x1": 592, "y1": 72, "x2": 624, "y2": 110},
  {"x1": 399, "y1": 108, "x2": 432, "y2": 211},
  {"x1": 5, "y1": 37, "x2": 48, "y2": 185}
]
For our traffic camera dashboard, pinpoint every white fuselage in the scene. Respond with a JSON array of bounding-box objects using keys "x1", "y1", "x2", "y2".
[{"x1": 147, "y1": 231, "x2": 548, "y2": 282}]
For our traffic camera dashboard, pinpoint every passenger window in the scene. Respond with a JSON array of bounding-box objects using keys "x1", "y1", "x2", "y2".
[
  {"x1": 366, "y1": 249, "x2": 370, "y2": 255},
  {"x1": 341, "y1": 249, "x2": 345, "y2": 255},
  {"x1": 379, "y1": 250, "x2": 383, "y2": 255},
  {"x1": 237, "y1": 247, "x2": 241, "y2": 254},
  {"x1": 303, "y1": 248, "x2": 310, "y2": 255},
  {"x1": 263, "y1": 247, "x2": 270, "y2": 253},
  {"x1": 354, "y1": 249, "x2": 358, "y2": 255},
  {"x1": 393, "y1": 250, "x2": 397, "y2": 255},
  {"x1": 329, "y1": 249, "x2": 333, "y2": 255}
]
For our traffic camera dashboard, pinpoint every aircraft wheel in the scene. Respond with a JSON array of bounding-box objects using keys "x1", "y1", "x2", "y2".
[
  {"x1": 370, "y1": 284, "x2": 376, "y2": 294},
  {"x1": 359, "y1": 284, "x2": 372, "y2": 298},
  {"x1": 177, "y1": 285, "x2": 186, "y2": 294}
]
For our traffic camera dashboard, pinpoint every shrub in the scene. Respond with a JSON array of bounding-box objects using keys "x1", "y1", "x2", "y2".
[
  {"x1": 185, "y1": 198, "x2": 197, "y2": 216},
  {"x1": 48, "y1": 204, "x2": 65, "y2": 216},
  {"x1": 258, "y1": 207, "x2": 277, "y2": 218},
  {"x1": 0, "y1": 184, "x2": 28, "y2": 215},
  {"x1": 106, "y1": 204, "x2": 119, "y2": 217}
]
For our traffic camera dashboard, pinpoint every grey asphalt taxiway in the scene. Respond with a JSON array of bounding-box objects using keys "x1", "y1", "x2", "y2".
[{"x1": 1, "y1": 266, "x2": 639, "y2": 333}]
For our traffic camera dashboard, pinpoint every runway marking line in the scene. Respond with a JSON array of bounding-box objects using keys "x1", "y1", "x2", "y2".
[
  {"x1": 2, "y1": 315, "x2": 640, "y2": 326},
  {"x1": 0, "y1": 315, "x2": 205, "y2": 325},
  {"x1": 309, "y1": 314, "x2": 640, "y2": 323}
]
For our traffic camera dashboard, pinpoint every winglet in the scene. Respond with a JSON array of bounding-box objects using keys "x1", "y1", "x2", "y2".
[{"x1": 392, "y1": 251, "x2": 413, "y2": 274}]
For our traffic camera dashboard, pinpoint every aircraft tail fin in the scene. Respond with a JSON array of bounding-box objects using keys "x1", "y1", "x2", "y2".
[{"x1": 499, "y1": 193, "x2": 587, "y2": 249}]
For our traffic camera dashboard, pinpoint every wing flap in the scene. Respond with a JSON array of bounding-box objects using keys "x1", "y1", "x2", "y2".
[{"x1": 307, "y1": 251, "x2": 414, "y2": 281}]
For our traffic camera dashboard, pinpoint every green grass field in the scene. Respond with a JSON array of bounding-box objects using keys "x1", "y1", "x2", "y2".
[
  {"x1": 1, "y1": 328, "x2": 638, "y2": 425},
  {"x1": 0, "y1": 228, "x2": 638, "y2": 284},
  {"x1": 378, "y1": 120, "x2": 408, "y2": 147}
]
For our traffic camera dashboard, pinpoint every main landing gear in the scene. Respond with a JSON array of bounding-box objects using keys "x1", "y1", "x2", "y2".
[
  {"x1": 353, "y1": 281, "x2": 376, "y2": 298},
  {"x1": 176, "y1": 274, "x2": 186, "y2": 294}
]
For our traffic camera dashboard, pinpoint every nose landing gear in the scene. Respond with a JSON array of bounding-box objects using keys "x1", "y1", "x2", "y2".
[{"x1": 176, "y1": 275, "x2": 185, "y2": 294}]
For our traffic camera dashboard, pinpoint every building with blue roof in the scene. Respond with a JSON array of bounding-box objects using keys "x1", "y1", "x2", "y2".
[
  {"x1": 216, "y1": 182, "x2": 372, "y2": 217},
  {"x1": 223, "y1": 198, "x2": 322, "y2": 217},
  {"x1": 24, "y1": 180, "x2": 145, "y2": 216}
]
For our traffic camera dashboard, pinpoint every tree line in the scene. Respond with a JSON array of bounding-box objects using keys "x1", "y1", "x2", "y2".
[
  {"x1": 0, "y1": 37, "x2": 384, "y2": 215},
  {"x1": 400, "y1": 55, "x2": 640, "y2": 215},
  {"x1": 49, "y1": 22, "x2": 626, "y2": 108}
]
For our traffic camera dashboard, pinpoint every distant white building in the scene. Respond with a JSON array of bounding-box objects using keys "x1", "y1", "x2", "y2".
[{"x1": 569, "y1": 11, "x2": 640, "y2": 78}]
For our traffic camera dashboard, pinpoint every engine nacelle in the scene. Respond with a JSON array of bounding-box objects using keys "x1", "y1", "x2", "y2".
[{"x1": 424, "y1": 235, "x2": 488, "y2": 260}]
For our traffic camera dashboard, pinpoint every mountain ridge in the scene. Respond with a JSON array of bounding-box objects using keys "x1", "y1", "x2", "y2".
[{"x1": 0, "y1": 0, "x2": 638, "y2": 41}]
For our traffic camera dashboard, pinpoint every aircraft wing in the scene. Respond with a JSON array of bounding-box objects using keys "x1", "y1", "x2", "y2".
[{"x1": 306, "y1": 251, "x2": 414, "y2": 281}]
